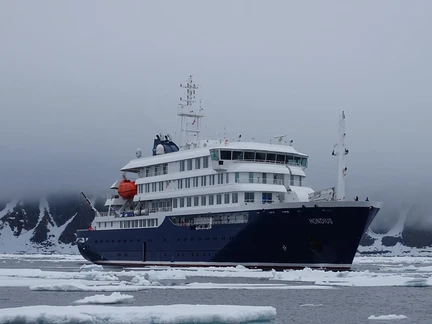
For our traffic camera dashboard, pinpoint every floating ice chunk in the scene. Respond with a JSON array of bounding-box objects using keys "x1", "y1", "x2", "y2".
[
  {"x1": 368, "y1": 314, "x2": 408, "y2": 320},
  {"x1": 80, "y1": 264, "x2": 104, "y2": 272},
  {"x1": 403, "y1": 278, "x2": 429, "y2": 287},
  {"x1": 130, "y1": 274, "x2": 162, "y2": 286},
  {"x1": 0, "y1": 304, "x2": 277, "y2": 324},
  {"x1": 74, "y1": 292, "x2": 134, "y2": 305}
]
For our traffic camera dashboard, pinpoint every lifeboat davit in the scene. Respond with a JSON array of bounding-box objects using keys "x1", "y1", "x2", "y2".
[{"x1": 118, "y1": 179, "x2": 137, "y2": 200}]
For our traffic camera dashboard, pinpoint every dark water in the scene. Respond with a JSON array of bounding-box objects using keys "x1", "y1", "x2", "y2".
[{"x1": 0, "y1": 257, "x2": 431, "y2": 323}]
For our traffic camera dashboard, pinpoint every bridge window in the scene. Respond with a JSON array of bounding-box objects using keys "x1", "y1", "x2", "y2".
[
  {"x1": 266, "y1": 153, "x2": 276, "y2": 163},
  {"x1": 232, "y1": 151, "x2": 243, "y2": 160},
  {"x1": 276, "y1": 154, "x2": 285, "y2": 163},
  {"x1": 220, "y1": 150, "x2": 231, "y2": 160},
  {"x1": 210, "y1": 150, "x2": 219, "y2": 161},
  {"x1": 244, "y1": 151, "x2": 254, "y2": 161},
  {"x1": 256, "y1": 152, "x2": 266, "y2": 162}
]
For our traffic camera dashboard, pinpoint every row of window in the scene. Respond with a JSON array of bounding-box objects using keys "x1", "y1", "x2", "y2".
[
  {"x1": 172, "y1": 193, "x2": 239, "y2": 208},
  {"x1": 120, "y1": 218, "x2": 158, "y2": 229},
  {"x1": 210, "y1": 149, "x2": 308, "y2": 167},
  {"x1": 180, "y1": 156, "x2": 209, "y2": 172}
]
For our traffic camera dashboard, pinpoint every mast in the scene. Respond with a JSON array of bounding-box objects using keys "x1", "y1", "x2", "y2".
[
  {"x1": 332, "y1": 111, "x2": 349, "y2": 201},
  {"x1": 178, "y1": 75, "x2": 204, "y2": 148}
]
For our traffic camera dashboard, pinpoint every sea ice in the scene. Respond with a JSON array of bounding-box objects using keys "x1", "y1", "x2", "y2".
[
  {"x1": 73, "y1": 292, "x2": 134, "y2": 305},
  {"x1": 368, "y1": 314, "x2": 408, "y2": 320},
  {"x1": 0, "y1": 304, "x2": 277, "y2": 324}
]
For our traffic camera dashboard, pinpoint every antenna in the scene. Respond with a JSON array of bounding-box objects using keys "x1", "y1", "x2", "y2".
[
  {"x1": 178, "y1": 75, "x2": 204, "y2": 148},
  {"x1": 274, "y1": 134, "x2": 287, "y2": 145},
  {"x1": 333, "y1": 111, "x2": 348, "y2": 201}
]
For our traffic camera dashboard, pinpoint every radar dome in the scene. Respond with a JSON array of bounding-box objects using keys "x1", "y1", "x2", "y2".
[
  {"x1": 156, "y1": 144, "x2": 165, "y2": 155},
  {"x1": 136, "y1": 148, "x2": 142, "y2": 158}
]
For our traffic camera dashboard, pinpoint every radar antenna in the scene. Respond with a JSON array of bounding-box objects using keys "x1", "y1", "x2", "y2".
[
  {"x1": 333, "y1": 111, "x2": 349, "y2": 201},
  {"x1": 274, "y1": 134, "x2": 287, "y2": 145},
  {"x1": 178, "y1": 75, "x2": 204, "y2": 148}
]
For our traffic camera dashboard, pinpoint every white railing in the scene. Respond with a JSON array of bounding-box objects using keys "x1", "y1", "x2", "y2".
[
  {"x1": 236, "y1": 178, "x2": 284, "y2": 185},
  {"x1": 234, "y1": 159, "x2": 305, "y2": 168},
  {"x1": 99, "y1": 211, "x2": 118, "y2": 217}
]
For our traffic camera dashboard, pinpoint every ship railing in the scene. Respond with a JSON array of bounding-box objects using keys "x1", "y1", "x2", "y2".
[
  {"x1": 235, "y1": 178, "x2": 284, "y2": 185},
  {"x1": 106, "y1": 194, "x2": 122, "y2": 200},
  {"x1": 149, "y1": 206, "x2": 173, "y2": 213},
  {"x1": 139, "y1": 168, "x2": 169, "y2": 178},
  {"x1": 237, "y1": 159, "x2": 305, "y2": 168},
  {"x1": 99, "y1": 211, "x2": 118, "y2": 217}
]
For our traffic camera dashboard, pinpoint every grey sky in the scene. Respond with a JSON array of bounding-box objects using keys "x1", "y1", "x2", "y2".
[{"x1": 1, "y1": 1, "x2": 431, "y2": 202}]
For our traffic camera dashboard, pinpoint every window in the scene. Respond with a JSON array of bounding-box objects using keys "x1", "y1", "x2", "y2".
[
  {"x1": 210, "y1": 150, "x2": 219, "y2": 161},
  {"x1": 220, "y1": 150, "x2": 231, "y2": 160},
  {"x1": 224, "y1": 193, "x2": 230, "y2": 204},
  {"x1": 262, "y1": 192, "x2": 272, "y2": 203},
  {"x1": 235, "y1": 172, "x2": 239, "y2": 183},
  {"x1": 266, "y1": 153, "x2": 276, "y2": 163},
  {"x1": 185, "y1": 178, "x2": 191, "y2": 188},
  {"x1": 139, "y1": 220, "x2": 143, "y2": 227},
  {"x1": 216, "y1": 194, "x2": 222, "y2": 204},
  {"x1": 209, "y1": 175, "x2": 215, "y2": 185},
  {"x1": 299, "y1": 176, "x2": 302, "y2": 186},
  {"x1": 180, "y1": 160, "x2": 185, "y2": 171},
  {"x1": 203, "y1": 156, "x2": 209, "y2": 168},
  {"x1": 256, "y1": 152, "x2": 266, "y2": 162},
  {"x1": 232, "y1": 192, "x2": 238, "y2": 203},
  {"x1": 163, "y1": 164, "x2": 168, "y2": 174},
  {"x1": 232, "y1": 151, "x2": 243, "y2": 160},
  {"x1": 262, "y1": 173, "x2": 267, "y2": 184},
  {"x1": 193, "y1": 177, "x2": 198, "y2": 187},
  {"x1": 159, "y1": 182, "x2": 164, "y2": 191},
  {"x1": 276, "y1": 154, "x2": 285, "y2": 164},
  {"x1": 187, "y1": 159, "x2": 193, "y2": 170},
  {"x1": 145, "y1": 184, "x2": 149, "y2": 193},
  {"x1": 152, "y1": 183, "x2": 156, "y2": 192},
  {"x1": 218, "y1": 174, "x2": 224, "y2": 184},
  {"x1": 173, "y1": 199, "x2": 178, "y2": 208},
  {"x1": 249, "y1": 172, "x2": 254, "y2": 183},
  {"x1": 244, "y1": 151, "x2": 254, "y2": 161},
  {"x1": 178, "y1": 179, "x2": 183, "y2": 189},
  {"x1": 120, "y1": 222, "x2": 123, "y2": 229},
  {"x1": 201, "y1": 195, "x2": 206, "y2": 206},
  {"x1": 245, "y1": 192, "x2": 255, "y2": 203},
  {"x1": 209, "y1": 195, "x2": 214, "y2": 205},
  {"x1": 201, "y1": 176, "x2": 207, "y2": 186},
  {"x1": 226, "y1": 173, "x2": 229, "y2": 183},
  {"x1": 155, "y1": 165, "x2": 159, "y2": 175},
  {"x1": 195, "y1": 158, "x2": 201, "y2": 169},
  {"x1": 301, "y1": 157, "x2": 308, "y2": 167},
  {"x1": 187, "y1": 197, "x2": 192, "y2": 207},
  {"x1": 290, "y1": 175, "x2": 294, "y2": 186},
  {"x1": 180, "y1": 198, "x2": 185, "y2": 207},
  {"x1": 194, "y1": 196, "x2": 199, "y2": 206},
  {"x1": 145, "y1": 168, "x2": 149, "y2": 177}
]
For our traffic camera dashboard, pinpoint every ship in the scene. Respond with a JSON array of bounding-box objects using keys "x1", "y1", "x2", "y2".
[{"x1": 76, "y1": 75, "x2": 381, "y2": 270}]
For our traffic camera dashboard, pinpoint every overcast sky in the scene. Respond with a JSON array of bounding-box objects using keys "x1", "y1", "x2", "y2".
[{"x1": 1, "y1": 1, "x2": 431, "y2": 201}]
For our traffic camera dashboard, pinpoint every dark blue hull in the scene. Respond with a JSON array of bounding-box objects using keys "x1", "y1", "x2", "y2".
[{"x1": 76, "y1": 203, "x2": 379, "y2": 270}]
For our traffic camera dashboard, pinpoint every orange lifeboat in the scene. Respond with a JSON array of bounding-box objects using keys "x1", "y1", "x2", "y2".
[{"x1": 118, "y1": 179, "x2": 137, "y2": 199}]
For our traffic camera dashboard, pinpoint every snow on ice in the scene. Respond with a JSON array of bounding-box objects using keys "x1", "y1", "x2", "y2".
[
  {"x1": 368, "y1": 314, "x2": 408, "y2": 320},
  {"x1": 73, "y1": 292, "x2": 134, "y2": 305},
  {"x1": 0, "y1": 305, "x2": 277, "y2": 324}
]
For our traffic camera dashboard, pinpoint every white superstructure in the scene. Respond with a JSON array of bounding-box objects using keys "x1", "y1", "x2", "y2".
[{"x1": 92, "y1": 76, "x2": 346, "y2": 230}]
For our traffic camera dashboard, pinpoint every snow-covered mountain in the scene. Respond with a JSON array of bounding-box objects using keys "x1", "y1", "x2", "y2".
[
  {"x1": 0, "y1": 192, "x2": 431, "y2": 255},
  {"x1": 0, "y1": 193, "x2": 106, "y2": 254}
]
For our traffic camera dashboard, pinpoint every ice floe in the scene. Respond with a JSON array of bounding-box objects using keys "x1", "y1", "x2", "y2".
[
  {"x1": 0, "y1": 304, "x2": 277, "y2": 324},
  {"x1": 368, "y1": 314, "x2": 408, "y2": 320},
  {"x1": 73, "y1": 292, "x2": 134, "y2": 305}
]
